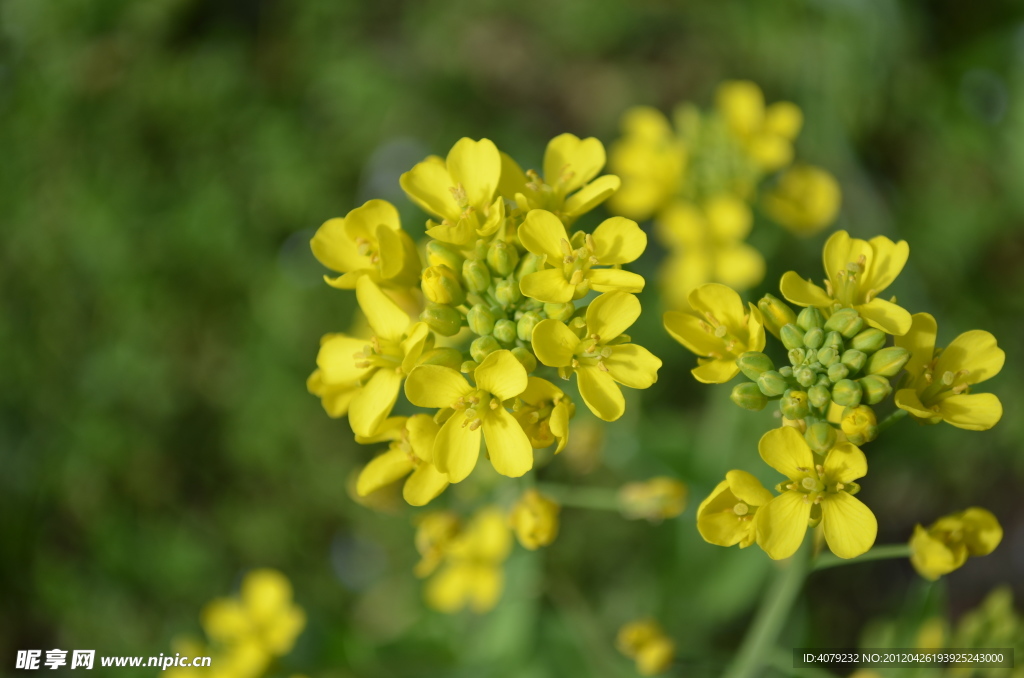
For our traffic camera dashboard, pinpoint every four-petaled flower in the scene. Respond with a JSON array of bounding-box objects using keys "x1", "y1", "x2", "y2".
[
  {"x1": 909, "y1": 507, "x2": 1003, "y2": 581},
  {"x1": 355, "y1": 415, "x2": 449, "y2": 506},
  {"x1": 697, "y1": 470, "x2": 773, "y2": 549}
]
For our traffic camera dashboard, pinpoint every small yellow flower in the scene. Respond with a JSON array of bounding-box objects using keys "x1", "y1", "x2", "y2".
[
  {"x1": 780, "y1": 230, "x2": 912, "y2": 335},
  {"x1": 499, "y1": 133, "x2": 621, "y2": 225},
  {"x1": 405, "y1": 349, "x2": 532, "y2": 482},
  {"x1": 894, "y1": 313, "x2": 1005, "y2": 431},
  {"x1": 532, "y1": 291, "x2": 662, "y2": 422},
  {"x1": 517, "y1": 209, "x2": 646, "y2": 303},
  {"x1": 509, "y1": 489, "x2": 560, "y2": 550},
  {"x1": 696, "y1": 470, "x2": 772, "y2": 548},
  {"x1": 619, "y1": 477, "x2": 688, "y2": 522},
  {"x1": 355, "y1": 415, "x2": 449, "y2": 507},
  {"x1": 310, "y1": 199, "x2": 421, "y2": 290},
  {"x1": 512, "y1": 377, "x2": 574, "y2": 453},
  {"x1": 617, "y1": 619, "x2": 676, "y2": 676},
  {"x1": 715, "y1": 80, "x2": 802, "y2": 172},
  {"x1": 400, "y1": 137, "x2": 505, "y2": 246},
  {"x1": 313, "y1": 276, "x2": 432, "y2": 437},
  {"x1": 413, "y1": 511, "x2": 461, "y2": 578},
  {"x1": 663, "y1": 283, "x2": 766, "y2": 384},
  {"x1": 756, "y1": 427, "x2": 877, "y2": 560},
  {"x1": 305, "y1": 362, "x2": 359, "y2": 419},
  {"x1": 425, "y1": 507, "x2": 512, "y2": 614},
  {"x1": 761, "y1": 165, "x2": 841, "y2": 236},
  {"x1": 910, "y1": 508, "x2": 1002, "y2": 581},
  {"x1": 607, "y1": 107, "x2": 687, "y2": 221}
]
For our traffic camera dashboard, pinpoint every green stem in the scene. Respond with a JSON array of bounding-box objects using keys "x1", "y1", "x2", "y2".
[
  {"x1": 876, "y1": 408, "x2": 908, "y2": 434},
  {"x1": 813, "y1": 544, "x2": 911, "y2": 571},
  {"x1": 722, "y1": 542, "x2": 811, "y2": 678},
  {"x1": 535, "y1": 483, "x2": 621, "y2": 512}
]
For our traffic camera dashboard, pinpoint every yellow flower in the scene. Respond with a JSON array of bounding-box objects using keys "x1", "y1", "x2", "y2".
[
  {"x1": 355, "y1": 415, "x2": 449, "y2": 507},
  {"x1": 310, "y1": 199, "x2": 421, "y2": 290},
  {"x1": 696, "y1": 470, "x2": 772, "y2": 548},
  {"x1": 201, "y1": 569, "x2": 305, "y2": 673},
  {"x1": 305, "y1": 361, "x2": 358, "y2": 419},
  {"x1": 517, "y1": 209, "x2": 646, "y2": 303},
  {"x1": 509, "y1": 489, "x2": 560, "y2": 550},
  {"x1": 532, "y1": 291, "x2": 662, "y2": 422},
  {"x1": 909, "y1": 507, "x2": 1002, "y2": 581},
  {"x1": 715, "y1": 80, "x2": 802, "y2": 172},
  {"x1": 404, "y1": 349, "x2": 532, "y2": 482},
  {"x1": 512, "y1": 376, "x2": 574, "y2": 453},
  {"x1": 780, "y1": 230, "x2": 912, "y2": 335},
  {"x1": 756, "y1": 427, "x2": 877, "y2": 560},
  {"x1": 499, "y1": 133, "x2": 621, "y2": 225},
  {"x1": 894, "y1": 313, "x2": 1005, "y2": 431},
  {"x1": 663, "y1": 283, "x2": 766, "y2": 384},
  {"x1": 619, "y1": 477, "x2": 688, "y2": 521},
  {"x1": 761, "y1": 165, "x2": 841, "y2": 236},
  {"x1": 617, "y1": 619, "x2": 676, "y2": 676},
  {"x1": 607, "y1": 107, "x2": 687, "y2": 221},
  {"x1": 425, "y1": 507, "x2": 512, "y2": 614},
  {"x1": 313, "y1": 277, "x2": 432, "y2": 436},
  {"x1": 655, "y1": 197, "x2": 765, "y2": 309},
  {"x1": 413, "y1": 511, "x2": 461, "y2": 578},
  {"x1": 400, "y1": 137, "x2": 505, "y2": 246}
]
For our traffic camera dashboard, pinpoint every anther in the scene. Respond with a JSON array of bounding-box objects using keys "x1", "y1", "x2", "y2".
[
  {"x1": 559, "y1": 238, "x2": 573, "y2": 258},
  {"x1": 585, "y1": 233, "x2": 595, "y2": 252},
  {"x1": 569, "y1": 270, "x2": 584, "y2": 286}
]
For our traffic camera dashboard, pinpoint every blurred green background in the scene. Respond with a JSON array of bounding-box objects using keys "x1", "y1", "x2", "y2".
[{"x1": 2, "y1": 0, "x2": 1023, "y2": 676}]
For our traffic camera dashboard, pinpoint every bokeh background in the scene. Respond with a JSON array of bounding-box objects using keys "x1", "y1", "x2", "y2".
[{"x1": 2, "y1": 0, "x2": 1023, "y2": 676}]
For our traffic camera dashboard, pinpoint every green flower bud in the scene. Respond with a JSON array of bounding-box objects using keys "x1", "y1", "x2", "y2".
[
  {"x1": 803, "y1": 327, "x2": 824, "y2": 350},
  {"x1": 804, "y1": 421, "x2": 837, "y2": 454},
  {"x1": 816, "y1": 347, "x2": 839, "y2": 367},
  {"x1": 787, "y1": 348, "x2": 807, "y2": 366},
  {"x1": 736, "y1": 352, "x2": 775, "y2": 381},
  {"x1": 850, "y1": 328, "x2": 886, "y2": 354},
  {"x1": 815, "y1": 373, "x2": 831, "y2": 387},
  {"x1": 517, "y1": 252, "x2": 544, "y2": 278},
  {"x1": 841, "y1": 349, "x2": 867, "y2": 375},
  {"x1": 827, "y1": 363, "x2": 849, "y2": 383},
  {"x1": 731, "y1": 382, "x2": 768, "y2": 411},
  {"x1": 831, "y1": 378, "x2": 862, "y2": 407},
  {"x1": 779, "y1": 366, "x2": 794, "y2": 378},
  {"x1": 426, "y1": 241, "x2": 464, "y2": 272},
  {"x1": 462, "y1": 258, "x2": 491, "y2": 293},
  {"x1": 865, "y1": 346, "x2": 911, "y2": 377},
  {"x1": 486, "y1": 240, "x2": 519, "y2": 277},
  {"x1": 797, "y1": 307, "x2": 825, "y2": 331},
  {"x1": 758, "y1": 294, "x2": 798, "y2": 338},
  {"x1": 420, "y1": 303, "x2": 462, "y2": 337},
  {"x1": 470, "y1": 335, "x2": 502, "y2": 363},
  {"x1": 823, "y1": 331, "x2": 844, "y2": 351},
  {"x1": 780, "y1": 389, "x2": 810, "y2": 419},
  {"x1": 494, "y1": 279, "x2": 521, "y2": 308},
  {"x1": 467, "y1": 304, "x2": 497, "y2": 336},
  {"x1": 780, "y1": 323, "x2": 805, "y2": 350},
  {"x1": 808, "y1": 383, "x2": 831, "y2": 409},
  {"x1": 517, "y1": 310, "x2": 544, "y2": 342},
  {"x1": 543, "y1": 302, "x2": 575, "y2": 323},
  {"x1": 824, "y1": 308, "x2": 865, "y2": 338},
  {"x1": 841, "y1": 405, "x2": 878, "y2": 445},
  {"x1": 858, "y1": 375, "x2": 892, "y2": 405},
  {"x1": 757, "y1": 370, "x2": 789, "y2": 397},
  {"x1": 416, "y1": 347, "x2": 464, "y2": 371},
  {"x1": 421, "y1": 265, "x2": 465, "y2": 306},
  {"x1": 493, "y1": 318, "x2": 517, "y2": 345},
  {"x1": 511, "y1": 347, "x2": 537, "y2": 373},
  {"x1": 461, "y1": 360, "x2": 478, "y2": 374},
  {"x1": 795, "y1": 367, "x2": 816, "y2": 388}
]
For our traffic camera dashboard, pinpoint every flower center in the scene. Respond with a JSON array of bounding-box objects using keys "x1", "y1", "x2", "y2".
[{"x1": 353, "y1": 335, "x2": 403, "y2": 371}]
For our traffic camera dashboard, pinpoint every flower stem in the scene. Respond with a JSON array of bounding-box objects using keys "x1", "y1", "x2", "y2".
[
  {"x1": 876, "y1": 408, "x2": 908, "y2": 434},
  {"x1": 534, "y1": 483, "x2": 621, "y2": 512},
  {"x1": 813, "y1": 544, "x2": 911, "y2": 571}
]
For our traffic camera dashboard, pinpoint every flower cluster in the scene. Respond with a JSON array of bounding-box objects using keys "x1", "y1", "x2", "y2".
[
  {"x1": 608, "y1": 80, "x2": 841, "y2": 309},
  {"x1": 672, "y1": 230, "x2": 1005, "y2": 564},
  {"x1": 617, "y1": 619, "x2": 676, "y2": 676}
]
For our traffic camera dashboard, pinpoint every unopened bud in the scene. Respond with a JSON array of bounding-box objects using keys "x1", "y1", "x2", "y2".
[
  {"x1": 758, "y1": 294, "x2": 798, "y2": 337},
  {"x1": 462, "y1": 258, "x2": 491, "y2": 293},
  {"x1": 731, "y1": 382, "x2": 768, "y2": 411},
  {"x1": 543, "y1": 302, "x2": 575, "y2": 323},
  {"x1": 865, "y1": 346, "x2": 911, "y2": 377},
  {"x1": 757, "y1": 370, "x2": 789, "y2": 397},
  {"x1": 517, "y1": 310, "x2": 544, "y2": 342},
  {"x1": 494, "y1": 279, "x2": 521, "y2": 308},
  {"x1": 426, "y1": 240, "x2": 464, "y2": 272},
  {"x1": 511, "y1": 346, "x2": 537, "y2": 373},
  {"x1": 486, "y1": 240, "x2": 519, "y2": 277},
  {"x1": 803, "y1": 327, "x2": 824, "y2": 350},
  {"x1": 737, "y1": 352, "x2": 775, "y2": 381},
  {"x1": 421, "y1": 265, "x2": 465, "y2": 305},
  {"x1": 804, "y1": 421, "x2": 837, "y2": 454},
  {"x1": 780, "y1": 323, "x2": 805, "y2": 350},
  {"x1": 470, "y1": 335, "x2": 502, "y2": 363},
  {"x1": 823, "y1": 331, "x2": 844, "y2": 351},
  {"x1": 517, "y1": 252, "x2": 544, "y2": 278},
  {"x1": 850, "y1": 328, "x2": 886, "y2": 354},
  {"x1": 858, "y1": 374, "x2": 892, "y2": 405},
  {"x1": 420, "y1": 303, "x2": 463, "y2": 337},
  {"x1": 797, "y1": 307, "x2": 825, "y2": 331},
  {"x1": 827, "y1": 363, "x2": 849, "y2": 383},
  {"x1": 780, "y1": 389, "x2": 810, "y2": 419},
  {"x1": 831, "y1": 378, "x2": 862, "y2": 407},
  {"x1": 795, "y1": 367, "x2": 816, "y2": 388},
  {"x1": 417, "y1": 347, "x2": 464, "y2": 371},
  {"x1": 787, "y1": 348, "x2": 807, "y2": 366},
  {"x1": 816, "y1": 347, "x2": 839, "y2": 367},
  {"x1": 779, "y1": 366, "x2": 794, "y2": 378},
  {"x1": 841, "y1": 405, "x2": 878, "y2": 445},
  {"x1": 824, "y1": 308, "x2": 865, "y2": 338},
  {"x1": 493, "y1": 318, "x2": 517, "y2": 345},
  {"x1": 461, "y1": 360, "x2": 478, "y2": 374},
  {"x1": 808, "y1": 383, "x2": 831, "y2": 409},
  {"x1": 841, "y1": 349, "x2": 867, "y2": 375},
  {"x1": 467, "y1": 304, "x2": 497, "y2": 336}
]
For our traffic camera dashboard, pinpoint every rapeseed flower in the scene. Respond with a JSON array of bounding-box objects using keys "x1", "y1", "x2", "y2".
[
  {"x1": 509, "y1": 489, "x2": 560, "y2": 550},
  {"x1": 697, "y1": 470, "x2": 772, "y2": 548},
  {"x1": 619, "y1": 477, "x2": 688, "y2": 521},
  {"x1": 617, "y1": 619, "x2": 676, "y2": 676},
  {"x1": 607, "y1": 107, "x2": 686, "y2": 221},
  {"x1": 715, "y1": 80, "x2": 803, "y2": 172},
  {"x1": 413, "y1": 511, "x2": 461, "y2": 578},
  {"x1": 910, "y1": 508, "x2": 1003, "y2": 580},
  {"x1": 425, "y1": 507, "x2": 512, "y2": 614},
  {"x1": 761, "y1": 165, "x2": 842, "y2": 236},
  {"x1": 511, "y1": 376, "x2": 573, "y2": 453},
  {"x1": 355, "y1": 414, "x2": 448, "y2": 506}
]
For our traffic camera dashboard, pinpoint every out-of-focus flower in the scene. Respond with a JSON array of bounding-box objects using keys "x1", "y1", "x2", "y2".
[
  {"x1": 696, "y1": 470, "x2": 772, "y2": 548},
  {"x1": 425, "y1": 507, "x2": 512, "y2": 614},
  {"x1": 413, "y1": 511, "x2": 461, "y2": 578},
  {"x1": 761, "y1": 165, "x2": 841, "y2": 236},
  {"x1": 715, "y1": 80, "x2": 803, "y2": 172},
  {"x1": 607, "y1": 107, "x2": 686, "y2": 221},
  {"x1": 509, "y1": 489, "x2": 560, "y2": 550},
  {"x1": 619, "y1": 477, "x2": 688, "y2": 521},
  {"x1": 910, "y1": 508, "x2": 1002, "y2": 580},
  {"x1": 617, "y1": 619, "x2": 676, "y2": 676}
]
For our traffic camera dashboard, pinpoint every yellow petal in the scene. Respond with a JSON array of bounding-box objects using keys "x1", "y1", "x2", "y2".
[
  {"x1": 591, "y1": 217, "x2": 647, "y2": 264},
  {"x1": 746, "y1": 302, "x2": 767, "y2": 352},
  {"x1": 520, "y1": 268, "x2": 575, "y2": 303},
  {"x1": 758, "y1": 427, "x2": 814, "y2": 479},
  {"x1": 586, "y1": 267, "x2": 646, "y2": 294},
  {"x1": 201, "y1": 598, "x2": 251, "y2": 643},
  {"x1": 403, "y1": 462, "x2": 449, "y2": 506},
  {"x1": 307, "y1": 370, "x2": 357, "y2": 418},
  {"x1": 763, "y1": 101, "x2": 803, "y2": 139},
  {"x1": 910, "y1": 525, "x2": 961, "y2": 580},
  {"x1": 823, "y1": 231, "x2": 870, "y2": 288},
  {"x1": 656, "y1": 201, "x2": 706, "y2": 248},
  {"x1": 715, "y1": 80, "x2": 764, "y2": 137},
  {"x1": 544, "y1": 133, "x2": 605, "y2": 194},
  {"x1": 714, "y1": 243, "x2": 766, "y2": 291},
  {"x1": 687, "y1": 283, "x2": 745, "y2": 331},
  {"x1": 374, "y1": 222, "x2": 406, "y2": 280},
  {"x1": 344, "y1": 199, "x2": 401, "y2": 240},
  {"x1": 467, "y1": 564, "x2": 504, "y2": 614},
  {"x1": 474, "y1": 349, "x2": 528, "y2": 401},
  {"x1": 726, "y1": 470, "x2": 773, "y2": 506},
  {"x1": 551, "y1": 401, "x2": 570, "y2": 454},
  {"x1": 316, "y1": 335, "x2": 372, "y2": 384},
  {"x1": 446, "y1": 137, "x2": 500, "y2": 208},
  {"x1": 935, "y1": 330, "x2": 1005, "y2": 385},
  {"x1": 518, "y1": 376, "x2": 563, "y2": 406},
  {"x1": 895, "y1": 313, "x2": 937, "y2": 383},
  {"x1": 959, "y1": 508, "x2": 1003, "y2": 556},
  {"x1": 349, "y1": 367, "x2": 402, "y2": 437},
  {"x1": 563, "y1": 175, "x2": 621, "y2": 218},
  {"x1": 691, "y1": 359, "x2": 739, "y2": 384},
  {"x1": 434, "y1": 410, "x2": 481, "y2": 483},
  {"x1": 755, "y1": 491, "x2": 811, "y2": 560},
  {"x1": 604, "y1": 344, "x2": 661, "y2": 389},
  {"x1": 404, "y1": 365, "x2": 471, "y2": 408},
  {"x1": 863, "y1": 236, "x2": 909, "y2": 295},
  {"x1": 356, "y1": 276, "x2": 409, "y2": 342},
  {"x1": 465, "y1": 507, "x2": 513, "y2": 561},
  {"x1": 310, "y1": 217, "x2": 362, "y2": 274},
  {"x1": 856, "y1": 298, "x2": 912, "y2": 336},
  {"x1": 407, "y1": 414, "x2": 441, "y2": 462},
  {"x1": 936, "y1": 393, "x2": 1003, "y2": 431},
  {"x1": 425, "y1": 217, "x2": 476, "y2": 245},
  {"x1": 531, "y1": 319, "x2": 579, "y2": 367},
  {"x1": 425, "y1": 563, "x2": 473, "y2": 613},
  {"x1": 497, "y1": 151, "x2": 528, "y2": 199},
  {"x1": 586, "y1": 291, "x2": 640, "y2": 340},
  {"x1": 663, "y1": 311, "x2": 720, "y2": 356},
  {"x1": 357, "y1": 448, "x2": 413, "y2": 496},
  {"x1": 704, "y1": 195, "x2": 753, "y2": 241},
  {"x1": 400, "y1": 159, "x2": 460, "y2": 222},
  {"x1": 779, "y1": 271, "x2": 832, "y2": 308},
  {"x1": 822, "y1": 442, "x2": 867, "y2": 484},
  {"x1": 577, "y1": 366, "x2": 625, "y2": 421},
  {"x1": 821, "y1": 492, "x2": 877, "y2": 559},
  {"x1": 400, "y1": 322, "x2": 432, "y2": 374},
  {"x1": 698, "y1": 510, "x2": 750, "y2": 548},
  {"x1": 894, "y1": 388, "x2": 939, "y2": 421},
  {"x1": 518, "y1": 209, "x2": 570, "y2": 261},
  {"x1": 482, "y1": 408, "x2": 533, "y2": 478}
]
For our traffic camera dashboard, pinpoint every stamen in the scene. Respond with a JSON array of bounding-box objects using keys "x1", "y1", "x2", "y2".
[
  {"x1": 559, "y1": 238, "x2": 573, "y2": 258},
  {"x1": 585, "y1": 233, "x2": 595, "y2": 252}
]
